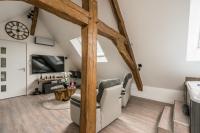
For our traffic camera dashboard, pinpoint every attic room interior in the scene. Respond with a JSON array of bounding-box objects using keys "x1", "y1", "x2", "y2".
[{"x1": 0, "y1": 0, "x2": 200, "y2": 133}]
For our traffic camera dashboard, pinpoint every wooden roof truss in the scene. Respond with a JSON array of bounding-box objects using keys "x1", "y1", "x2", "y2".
[{"x1": 0, "y1": 0, "x2": 143, "y2": 132}]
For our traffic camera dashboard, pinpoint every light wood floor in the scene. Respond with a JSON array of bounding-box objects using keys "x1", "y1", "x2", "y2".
[{"x1": 0, "y1": 94, "x2": 167, "y2": 133}]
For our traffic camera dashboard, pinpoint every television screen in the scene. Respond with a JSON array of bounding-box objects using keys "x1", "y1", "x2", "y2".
[{"x1": 32, "y1": 55, "x2": 65, "y2": 74}]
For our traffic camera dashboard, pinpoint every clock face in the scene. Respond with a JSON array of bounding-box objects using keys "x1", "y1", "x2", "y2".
[{"x1": 5, "y1": 21, "x2": 29, "y2": 40}]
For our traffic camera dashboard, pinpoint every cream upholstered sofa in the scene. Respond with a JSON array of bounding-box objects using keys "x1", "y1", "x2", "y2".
[
  {"x1": 70, "y1": 79, "x2": 122, "y2": 132},
  {"x1": 121, "y1": 73, "x2": 133, "y2": 107}
]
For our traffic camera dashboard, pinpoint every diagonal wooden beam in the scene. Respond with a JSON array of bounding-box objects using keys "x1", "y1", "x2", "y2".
[
  {"x1": 97, "y1": 20, "x2": 125, "y2": 42},
  {"x1": 109, "y1": 0, "x2": 143, "y2": 90},
  {"x1": 115, "y1": 39, "x2": 143, "y2": 91},
  {"x1": 97, "y1": 20, "x2": 142, "y2": 91},
  {"x1": 80, "y1": 0, "x2": 97, "y2": 133},
  {"x1": 109, "y1": 0, "x2": 132, "y2": 57},
  {"x1": 30, "y1": 6, "x2": 39, "y2": 35}
]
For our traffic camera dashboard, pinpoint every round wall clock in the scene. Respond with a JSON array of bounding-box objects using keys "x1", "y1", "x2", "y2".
[{"x1": 5, "y1": 21, "x2": 29, "y2": 40}]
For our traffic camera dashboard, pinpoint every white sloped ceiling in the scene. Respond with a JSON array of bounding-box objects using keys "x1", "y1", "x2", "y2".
[{"x1": 0, "y1": 1, "x2": 31, "y2": 23}]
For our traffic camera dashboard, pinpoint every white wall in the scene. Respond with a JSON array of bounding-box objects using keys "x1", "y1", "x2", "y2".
[
  {"x1": 131, "y1": 84, "x2": 184, "y2": 104},
  {"x1": 0, "y1": 14, "x2": 75, "y2": 94},
  {"x1": 118, "y1": 0, "x2": 200, "y2": 93}
]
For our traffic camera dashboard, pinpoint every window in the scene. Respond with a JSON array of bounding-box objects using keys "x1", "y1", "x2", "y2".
[
  {"x1": 186, "y1": 0, "x2": 200, "y2": 61},
  {"x1": 70, "y1": 37, "x2": 108, "y2": 62}
]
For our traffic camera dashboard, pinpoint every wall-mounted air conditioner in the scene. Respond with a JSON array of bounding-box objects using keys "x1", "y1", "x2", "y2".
[{"x1": 34, "y1": 36, "x2": 55, "y2": 46}]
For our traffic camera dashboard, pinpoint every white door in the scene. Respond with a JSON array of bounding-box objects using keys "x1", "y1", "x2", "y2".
[{"x1": 0, "y1": 40, "x2": 26, "y2": 99}]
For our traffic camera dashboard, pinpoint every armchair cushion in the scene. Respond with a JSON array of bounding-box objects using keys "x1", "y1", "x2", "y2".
[
  {"x1": 123, "y1": 73, "x2": 132, "y2": 88},
  {"x1": 121, "y1": 73, "x2": 133, "y2": 107}
]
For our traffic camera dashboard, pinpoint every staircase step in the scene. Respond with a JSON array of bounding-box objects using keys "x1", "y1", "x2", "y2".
[
  {"x1": 173, "y1": 101, "x2": 190, "y2": 133},
  {"x1": 158, "y1": 106, "x2": 173, "y2": 133}
]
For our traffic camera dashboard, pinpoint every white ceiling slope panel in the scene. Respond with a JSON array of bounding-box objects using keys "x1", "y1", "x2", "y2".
[{"x1": 0, "y1": 1, "x2": 31, "y2": 23}]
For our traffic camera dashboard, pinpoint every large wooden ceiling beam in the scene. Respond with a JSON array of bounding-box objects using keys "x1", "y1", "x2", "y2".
[
  {"x1": 30, "y1": 6, "x2": 39, "y2": 35},
  {"x1": 23, "y1": 0, "x2": 90, "y2": 26},
  {"x1": 3, "y1": 0, "x2": 124, "y2": 40},
  {"x1": 109, "y1": 0, "x2": 143, "y2": 90},
  {"x1": 0, "y1": 0, "x2": 125, "y2": 45},
  {"x1": 80, "y1": 0, "x2": 97, "y2": 133}
]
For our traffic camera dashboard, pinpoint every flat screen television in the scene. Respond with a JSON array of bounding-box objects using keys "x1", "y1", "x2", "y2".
[{"x1": 32, "y1": 54, "x2": 65, "y2": 74}]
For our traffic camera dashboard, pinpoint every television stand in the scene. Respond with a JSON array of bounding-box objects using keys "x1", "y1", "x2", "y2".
[
  {"x1": 38, "y1": 77, "x2": 64, "y2": 84},
  {"x1": 38, "y1": 77, "x2": 64, "y2": 94}
]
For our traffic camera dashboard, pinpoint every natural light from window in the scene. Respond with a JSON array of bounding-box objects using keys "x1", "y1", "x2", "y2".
[
  {"x1": 187, "y1": 0, "x2": 200, "y2": 61},
  {"x1": 70, "y1": 37, "x2": 108, "y2": 63}
]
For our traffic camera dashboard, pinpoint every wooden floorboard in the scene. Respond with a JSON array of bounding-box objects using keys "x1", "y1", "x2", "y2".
[{"x1": 0, "y1": 94, "x2": 166, "y2": 133}]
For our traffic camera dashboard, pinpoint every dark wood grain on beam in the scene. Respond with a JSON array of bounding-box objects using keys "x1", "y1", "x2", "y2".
[
  {"x1": 80, "y1": 0, "x2": 97, "y2": 133},
  {"x1": 109, "y1": 0, "x2": 143, "y2": 90},
  {"x1": 30, "y1": 6, "x2": 39, "y2": 35}
]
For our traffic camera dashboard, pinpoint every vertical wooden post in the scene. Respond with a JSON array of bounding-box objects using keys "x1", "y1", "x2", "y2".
[{"x1": 80, "y1": 0, "x2": 97, "y2": 133}]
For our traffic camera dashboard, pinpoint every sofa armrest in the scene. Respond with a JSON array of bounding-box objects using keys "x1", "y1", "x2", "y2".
[{"x1": 71, "y1": 93, "x2": 81, "y2": 103}]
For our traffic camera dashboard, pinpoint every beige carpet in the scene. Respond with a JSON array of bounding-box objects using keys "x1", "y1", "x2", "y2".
[{"x1": 42, "y1": 95, "x2": 70, "y2": 110}]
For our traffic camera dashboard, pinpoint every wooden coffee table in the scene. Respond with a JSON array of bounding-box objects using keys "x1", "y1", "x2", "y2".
[{"x1": 54, "y1": 88, "x2": 76, "y2": 101}]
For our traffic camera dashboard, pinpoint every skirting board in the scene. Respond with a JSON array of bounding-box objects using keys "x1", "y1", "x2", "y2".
[{"x1": 131, "y1": 84, "x2": 184, "y2": 104}]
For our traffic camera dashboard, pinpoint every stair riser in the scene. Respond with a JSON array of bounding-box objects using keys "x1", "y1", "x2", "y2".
[
  {"x1": 173, "y1": 101, "x2": 190, "y2": 133},
  {"x1": 158, "y1": 106, "x2": 173, "y2": 133},
  {"x1": 174, "y1": 122, "x2": 189, "y2": 133},
  {"x1": 158, "y1": 128, "x2": 172, "y2": 133}
]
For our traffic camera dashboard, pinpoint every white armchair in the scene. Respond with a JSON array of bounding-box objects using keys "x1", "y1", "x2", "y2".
[
  {"x1": 70, "y1": 79, "x2": 122, "y2": 132},
  {"x1": 121, "y1": 73, "x2": 133, "y2": 107}
]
